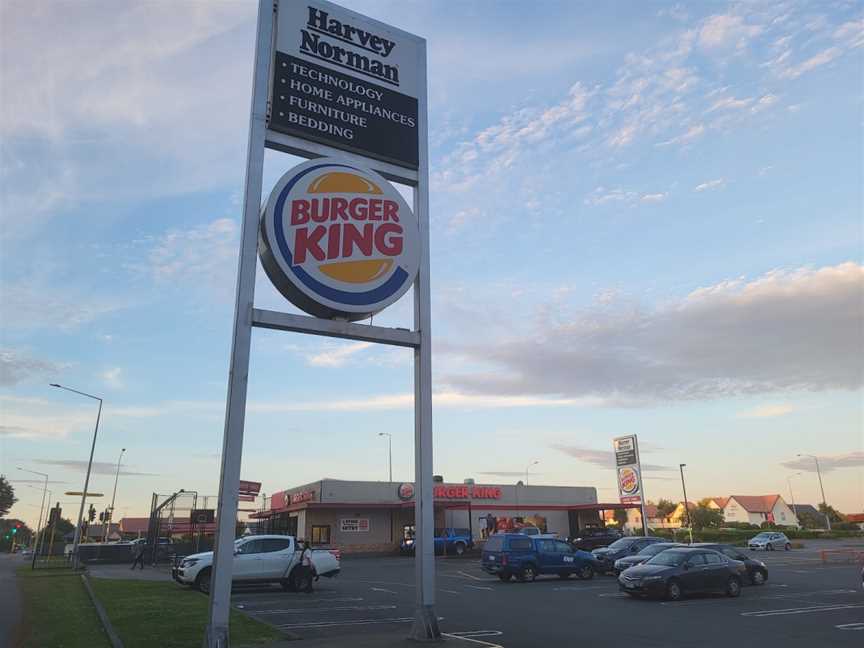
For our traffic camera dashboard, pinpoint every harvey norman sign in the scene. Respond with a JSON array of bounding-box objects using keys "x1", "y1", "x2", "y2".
[{"x1": 270, "y1": 2, "x2": 420, "y2": 168}]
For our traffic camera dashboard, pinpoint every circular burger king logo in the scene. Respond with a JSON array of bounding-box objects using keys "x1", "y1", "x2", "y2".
[
  {"x1": 618, "y1": 466, "x2": 640, "y2": 496},
  {"x1": 260, "y1": 158, "x2": 419, "y2": 320},
  {"x1": 397, "y1": 482, "x2": 415, "y2": 501}
]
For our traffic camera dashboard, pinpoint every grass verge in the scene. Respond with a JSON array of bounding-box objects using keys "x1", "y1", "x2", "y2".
[
  {"x1": 89, "y1": 579, "x2": 284, "y2": 648},
  {"x1": 17, "y1": 566, "x2": 111, "y2": 648}
]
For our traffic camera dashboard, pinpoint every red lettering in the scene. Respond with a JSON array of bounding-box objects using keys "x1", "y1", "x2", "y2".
[
  {"x1": 291, "y1": 200, "x2": 310, "y2": 225},
  {"x1": 311, "y1": 198, "x2": 328, "y2": 223},
  {"x1": 327, "y1": 223, "x2": 341, "y2": 259},
  {"x1": 342, "y1": 223, "x2": 374, "y2": 257},
  {"x1": 375, "y1": 224, "x2": 403, "y2": 256},
  {"x1": 368, "y1": 198, "x2": 383, "y2": 220},
  {"x1": 348, "y1": 198, "x2": 368, "y2": 220},
  {"x1": 294, "y1": 226, "x2": 326, "y2": 263},
  {"x1": 433, "y1": 485, "x2": 445, "y2": 498},
  {"x1": 331, "y1": 197, "x2": 349, "y2": 221},
  {"x1": 383, "y1": 200, "x2": 399, "y2": 222}
]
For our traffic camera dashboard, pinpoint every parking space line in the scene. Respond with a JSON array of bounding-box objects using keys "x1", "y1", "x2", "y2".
[
  {"x1": 371, "y1": 587, "x2": 398, "y2": 594},
  {"x1": 457, "y1": 570, "x2": 493, "y2": 582},
  {"x1": 554, "y1": 585, "x2": 616, "y2": 592},
  {"x1": 235, "y1": 596, "x2": 364, "y2": 607},
  {"x1": 440, "y1": 589, "x2": 461, "y2": 594},
  {"x1": 277, "y1": 616, "x2": 415, "y2": 629},
  {"x1": 741, "y1": 603, "x2": 864, "y2": 617},
  {"x1": 465, "y1": 584, "x2": 494, "y2": 591},
  {"x1": 836, "y1": 623, "x2": 864, "y2": 631},
  {"x1": 443, "y1": 631, "x2": 504, "y2": 647},
  {"x1": 755, "y1": 588, "x2": 859, "y2": 600},
  {"x1": 250, "y1": 605, "x2": 397, "y2": 615}
]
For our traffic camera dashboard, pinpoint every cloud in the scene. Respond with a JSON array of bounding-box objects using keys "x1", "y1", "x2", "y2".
[
  {"x1": 698, "y1": 14, "x2": 763, "y2": 50},
  {"x1": 780, "y1": 452, "x2": 864, "y2": 473},
  {"x1": 584, "y1": 187, "x2": 668, "y2": 207},
  {"x1": 640, "y1": 193, "x2": 668, "y2": 203},
  {"x1": 551, "y1": 444, "x2": 673, "y2": 472},
  {"x1": 10, "y1": 479, "x2": 69, "y2": 485},
  {"x1": 0, "y1": 396, "x2": 97, "y2": 439},
  {"x1": 32, "y1": 459, "x2": 158, "y2": 477},
  {"x1": 656, "y1": 124, "x2": 705, "y2": 147},
  {"x1": 0, "y1": 279, "x2": 126, "y2": 331},
  {"x1": 694, "y1": 178, "x2": 726, "y2": 192},
  {"x1": 477, "y1": 471, "x2": 546, "y2": 478},
  {"x1": 440, "y1": 263, "x2": 864, "y2": 404},
  {"x1": 737, "y1": 404, "x2": 795, "y2": 418},
  {"x1": 100, "y1": 367, "x2": 124, "y2": 389},
  {"x1": 707, "y1": 96, "x2": 754, "y2": 113},
  {"x1": 778, "y1": 47, "x2": 842, "y2": 79},
  {"x1": 0, "y1": 349, "x2": 66, "y2": 386},
  {"x1": 307, "y1": 342, "x2": 374, "y2": 368}
]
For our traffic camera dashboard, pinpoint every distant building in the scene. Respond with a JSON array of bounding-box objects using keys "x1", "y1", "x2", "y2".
[
  {"x1": 844, "y1": 513, "x2": 864, "y2": 530},
  {"x1": 723, "y1": 495, "x2": 798, "y2": 527}
]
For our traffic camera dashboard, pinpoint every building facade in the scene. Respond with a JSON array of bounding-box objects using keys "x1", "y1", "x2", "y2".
[{"x1": 723, "y1": 495, "x2": 799, "y2": 527}]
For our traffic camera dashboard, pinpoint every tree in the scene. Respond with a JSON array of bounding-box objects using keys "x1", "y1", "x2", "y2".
[
  {"x1": 656, "y1": 499, "x2": 677, "y2": 519},
  {"x1": 0, "y1": 476, "x2": 17, "y2": 518},
  {"x1": 613, "y1": 508, "x2": 628, "y2": 528},
  {"x1": 796, "y1": 509, "x2": 824, "y2": 529},
  {"x1": 818, "y1": 503, "x2": 845, "y2": 525},
  {"x1": 689, "y1": 503, "x2": 724, "y2": 531}
]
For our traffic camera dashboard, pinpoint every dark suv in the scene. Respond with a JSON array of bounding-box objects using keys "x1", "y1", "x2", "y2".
[{"x1": 570, "y1": 527, "x2": 622, "y2": 551}]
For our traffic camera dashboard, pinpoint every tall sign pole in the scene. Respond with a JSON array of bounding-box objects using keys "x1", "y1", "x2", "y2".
[
  {"x1": 205, "y1": 2, "x2": 435, "y2": 645},
  {"x1": 204, "y1": 1, "x2": 274, "y2": 645},
  {"x1": 613, "y1": 435, "x2": 648, "y2": 536}
]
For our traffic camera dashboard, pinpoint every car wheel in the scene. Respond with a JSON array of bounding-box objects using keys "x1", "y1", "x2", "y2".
[
  {"x1": 726, "y1": 576, "x2": 742, "y2": 598},
  {"x1": 766, "y1": 543, "x2": 774, "y2": 551},
  {"x1": 518, "y1": 565, "x2": 537, "y2": 582},
  {"x1": 280, "y1": 578, "x2": 292, "y2": 592},
  {"x1": 577, "y1": 564, "x2": 594, "y2": 580},
  {"x1": 195, "y1": 567, "x2": 212, "y2": 595},
  {"x1": 498, "y1": 573, "x2": 512, "y2": 582},
  {"x1": 751, "y1": 570, "x2": 766, "y2": 586},
  {"x1": 784, "y1": 543, "x2": 791, "y2": 551},
  {"x1": 558, "y1": 572, "x2": 571, "y2": 580},
  {"x1": 454, "y1": 542, "x2": 466, "y2": 557},
  {"x1": 290, "y1": 568, "x2": 311, "y2": 592},
  {"x1": 666, "y1": 579, "x2": 683, "y2": 601}
]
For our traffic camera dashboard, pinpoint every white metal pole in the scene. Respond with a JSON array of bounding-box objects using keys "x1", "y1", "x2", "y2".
[
  {"x1": 410, "y1": 35, "x2": 439, "y2": 641},
  {"x1": 105, "y1": 448, "x2": 126, "y2": 542},
  {"x1": 634, "y1": 436, "x2": 649, "y2": 537},
  {"x1": 204, "y1": 1, "x2": 273, "y2": 645},
  {"x1": 388, "y1": 434, "x2": 393, "y2": 483}
]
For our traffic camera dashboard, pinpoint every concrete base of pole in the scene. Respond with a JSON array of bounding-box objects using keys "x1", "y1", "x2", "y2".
[
  {"x1": 202, "y1": 624, "x2": 229, "y2": 648},
  {"x1": 409, "y1": 605, "x2": 441, "y2": 642}
]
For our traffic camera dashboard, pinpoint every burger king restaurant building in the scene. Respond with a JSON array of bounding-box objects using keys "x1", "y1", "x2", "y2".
[{"x1": 250, "y1": 479, "x2": 630, "y2": 553}]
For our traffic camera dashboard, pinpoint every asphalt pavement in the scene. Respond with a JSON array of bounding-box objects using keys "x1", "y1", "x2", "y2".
[
  {"x1": 0, "y1": 554, "x2": 23, "y2": 648},
  {"x1": 225, "y1": 540, "x2": 864, "y2": 648}
]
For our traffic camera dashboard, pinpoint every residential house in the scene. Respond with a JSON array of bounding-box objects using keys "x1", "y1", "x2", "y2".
[
  {"x1": 723, "y1": 495, "x2": 799, "y2": 528},
  {"x1": 619, "y1": 502, "x2": 696, "y2": 531},
  {"x1": 845, "y1": 513, "x2": 864, "y2": 530}
]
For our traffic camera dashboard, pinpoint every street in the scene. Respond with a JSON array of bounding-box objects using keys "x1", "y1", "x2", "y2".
[{"x1": 226, "y1": 543, "x2": 864, "y2": 647}]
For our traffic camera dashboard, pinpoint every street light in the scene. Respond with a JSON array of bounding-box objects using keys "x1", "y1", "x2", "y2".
[
  {"x1": 525, "y1": 460, "x2": 539, "y2": 486},
  {"x1": 786, "y1": 472, "x2": 802, "y2": 525},
  {"x1": 50, "y1": 383, "x2": 103, "y2": 567},
  {"x1": 104, "y1": 448, "x2": 126, "y2": 542},
  {"x1": 797, "y1": 454, "x2": 831, "y2": 531},
  {"x1": 378, "y1": 433, "x2": 392, "y2": 482},
  {"x1": 17, "y1": 467, "x2": 48, "y2": 569},
  {"x1": 679, "y1": 464, "x2": 693, "y2": 544}
]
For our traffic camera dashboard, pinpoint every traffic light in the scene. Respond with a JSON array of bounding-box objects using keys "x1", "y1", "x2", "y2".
[
  {"x1": 88, "y1": 504, "x2": 96, "y2": 523},
  {"x1": 99, "y1": 511, "x2": 105, "y2": 523}
]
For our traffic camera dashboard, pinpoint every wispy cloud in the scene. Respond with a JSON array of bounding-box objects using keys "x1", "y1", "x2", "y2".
[
  {"x1": 694, "y1": 178, "x2": 726, "y2": 192},
  {"x1": 551, "y1": 444, "x2": 673, "y2": 472},
  {"x1": 737, "y1": 404, "x2": 795, "y2": 419},
  {"x1": 32, "y1": 459, "x2": 158, "y2": 477},
  {"x1": 100, "y1": 367, "x2": 124, "y2": 390},
  {"x1": 780, "y1": 452, "x2": 864, "y2": 473},
  {"x1": 307, "y1": 342, "x2": 374, "y2": 368},
  {"x1": 0, "y1": 349, "x2": 67, "y2": 387}
]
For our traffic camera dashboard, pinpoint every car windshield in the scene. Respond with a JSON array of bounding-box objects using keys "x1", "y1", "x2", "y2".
[
  {"x1": 753, "y1": 533, "x2": 772, "y2": 540},
  {"x1": 646, "y1": 550, "x2": 688, "y2": 566},
  {"x1": 607, "y1": 538, "x2": 637, "y2": 550},
  {"x1": 640, "y1": 543, "x2": 672, "y2": 556}
]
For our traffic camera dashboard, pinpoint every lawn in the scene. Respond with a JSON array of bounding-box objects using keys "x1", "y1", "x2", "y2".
[
  {"x1": 16, "y1": 566, "x2": 111, "y2": 648},
  {"x1": 89, "y1": 579, "x2": 283, "y2": 648}
]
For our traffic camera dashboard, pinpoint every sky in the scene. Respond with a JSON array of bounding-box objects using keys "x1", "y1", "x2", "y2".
[{"x1": 1, "y1": 0, "x2": 862, "y2": 529}]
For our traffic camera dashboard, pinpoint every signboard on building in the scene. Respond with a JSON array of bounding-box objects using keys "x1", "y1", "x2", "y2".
[
  {"x1": 613, "y1": 435, "x2": 644, "y2": 504},
  {"x1": 340, "y1": 518, "x2": 370, "y2": 532},
  {"x1": 270, "y1": 2, "x2": 420, "y2": 168},
  {"x1": 290, "y1": 489, "x2": 317, "y2": 504}
]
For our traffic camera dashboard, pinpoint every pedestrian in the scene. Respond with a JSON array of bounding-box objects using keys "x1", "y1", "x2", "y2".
[
  {"x1": 298, "y1": 540, "x2": 314, "y2": 593},
  {"x1": 131, "y1": 542, "x2": 145, "y2": 570}
]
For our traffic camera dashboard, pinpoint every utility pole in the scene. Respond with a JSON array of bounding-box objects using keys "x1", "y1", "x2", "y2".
[
  {"x1": 798, "y1": 454, "x2": 831, "y2": 531},
  {"x1": 679, "y1": 464, "x2": 693, "y2": 544},
  {"x1": 378, "y1": 433, "x2": 393, "y2": 482},
  {"x1": 105, "y1": 448, "x2": 126, "y2": 542}
]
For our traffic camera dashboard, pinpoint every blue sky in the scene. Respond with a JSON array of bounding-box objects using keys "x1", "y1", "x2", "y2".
[{"x1": 1, "y1": 1, "x2": 862, "y2": 528}]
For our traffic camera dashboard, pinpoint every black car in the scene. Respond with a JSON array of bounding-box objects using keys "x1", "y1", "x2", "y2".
[
  {"x1": 570, "y1": 527, "x2": 622, "y2": 551},
  {"x1": 613, "y1": 542, "x2": 684, "y2": 575},
  {"x1": 592, "y1": 536, "x2": 665, "y2": 574},
  {"x1": 691, "y1": 543, "x2": 768, "y2": 585},
  {"x1": 618, "y1": 547, "x2": 747, "y2": 600}
]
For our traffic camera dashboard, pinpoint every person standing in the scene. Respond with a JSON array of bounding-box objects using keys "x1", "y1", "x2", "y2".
[
  {"x1": 130, "y1": 541, "x2": 146, "y2": 570},
  {"x1": 297, "y1": 540, "x2": 314, "y2": 593}
]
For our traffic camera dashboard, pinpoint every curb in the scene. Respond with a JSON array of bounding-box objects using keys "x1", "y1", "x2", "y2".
[{"x1": 81, "y1": 572, "x2": 124, "y2": 648}]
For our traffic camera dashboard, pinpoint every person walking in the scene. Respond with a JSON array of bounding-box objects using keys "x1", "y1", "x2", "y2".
[
  {"x1": 130, "y1": 541, "x2": 146, "y2": 570},
  {"x1": 298, "y1": 540, "x2": 314, "y2": 593}
]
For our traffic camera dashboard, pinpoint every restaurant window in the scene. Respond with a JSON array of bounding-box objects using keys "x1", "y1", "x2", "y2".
[{"x1": 311, "y1": 525, "x2": 331, "y2": 545}]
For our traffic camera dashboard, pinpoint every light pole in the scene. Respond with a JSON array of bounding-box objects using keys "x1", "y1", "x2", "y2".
[
  {"x1": 786, "y1": 472, "x2": 802, "y2": 526},
  {"x1": 797, "y1": 454, "x2": 831, "y2": 531},
  {"x1": 678, "y1": 464, "x2": 693, "y2": 544},
  {"x1": 17, "y1": 467, "x2": 48, "y2": 568},
  {"x1": 50, "y1": 383, "x2": 103, "y2": 567},
  {"x1": 525, "y1": 460, "x2": 539, "y2": 486},
  {"x1": 378, "y1": 433, "x2": 392, "y2": 482},
  {"x1": 104, "y1": 448, "x2": 126, "y2": 542}
]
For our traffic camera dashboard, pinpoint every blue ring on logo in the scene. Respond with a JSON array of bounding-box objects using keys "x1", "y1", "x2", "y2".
[{"x1": 273, "y1": 164, "x2": 410, "y2": 307}]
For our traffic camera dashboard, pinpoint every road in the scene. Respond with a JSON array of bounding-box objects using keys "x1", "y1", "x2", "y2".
[
  {"x1": 0, "y1": 554, "x2": 22, "y2": 648},
  {"x1": 227, "y1": 541, "x2": 864, "y2": 647}
]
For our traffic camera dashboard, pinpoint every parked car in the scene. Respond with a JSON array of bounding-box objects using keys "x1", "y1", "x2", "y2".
[
  {"x1": 172, "y1": 535, "x2": 340, "y2": 594},
  {"x1": 592, "y1": 536, "x2": 665, "y2": 574},
  {"x1": 747, "y1": 531, "x2": 791, "y2": 551},
  {"x1": 401, "y1": 528, "x2": 474, "y2": 556},
  {"x1": 613, "y1": 542, "x2": 684, "y2": 575},
  {"x1": 570, "y1": 527, "x2": 622, "y2": 551},
  {"x1": 618, "y1": 547, "x2": 747, "y2": 600},
  {"x1": 482, "y1": 534, "x2": 597, "y2": 582},
  {"x1": 692, "y1": 543, "x2": 769, "y2": 585}
]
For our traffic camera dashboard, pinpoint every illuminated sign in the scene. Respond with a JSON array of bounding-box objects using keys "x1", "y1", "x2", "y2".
[{"x1": 290, "y1": 490, "x2": 316, "y2": 504}]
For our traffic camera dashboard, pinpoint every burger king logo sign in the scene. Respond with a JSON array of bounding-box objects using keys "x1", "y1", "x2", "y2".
[
  {"x1": 618, "y1": 466, "x2": 640, "y2": 496},
  {"x1": 260, "y1": 158, "x2": 419, "y2": 320}
]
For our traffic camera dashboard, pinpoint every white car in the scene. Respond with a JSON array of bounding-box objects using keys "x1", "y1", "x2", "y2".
[
  {"x1": 172, "y1": 535, "x2": 340, "y2": 593},
  {"x1": 748, "y1": 532, "x2": 791, "y2": 551}
]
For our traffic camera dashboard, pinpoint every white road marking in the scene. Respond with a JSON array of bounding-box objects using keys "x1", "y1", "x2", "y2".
[
  {"x1": 278, "y1": 616, "x2": 415, "y2": 629},
  {"x1": 836, "y1": 623, "x2": 864, "y2": 631},
  {"x1": 443, "y1": 631, "x2": 504, "y2": 647},
  {"x1": 235, "y1": 596, "x2": 364, "y2": 607},
  {"x1": 440, "y1": 589, "x2": 461, "y2": 594},
  {"x1": 251, "y1": 605, "x2": 396, "y2": 615},
  {"x1": 757, "y1": 588, "x2": 858, "y2": 600},
  {"x1": 370, "y1": 587, "x2": 398, "y2": 595},
  {"x1": 554, "y1": 585, "x2": 616, "y2": 592},
  {"x1": 465, "y1": 584, "x2": 494, "y2": 591},
  {"x1": 457, "y1": 570, "x2": 489, "y2": 581},
  {"x1": 767, "y1": 584, "x2": 789, "y2": 588},
  {"x1": 337, "y1": 578, "x2": 414, "y2": 587},
  {"x1": 741, "y1": 603, "x2": 864, "y2": 617}
]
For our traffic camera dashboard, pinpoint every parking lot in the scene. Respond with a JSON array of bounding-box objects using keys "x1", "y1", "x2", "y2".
[{"x1": 228, "y1": 541, "x2": 864, "y2": 647}]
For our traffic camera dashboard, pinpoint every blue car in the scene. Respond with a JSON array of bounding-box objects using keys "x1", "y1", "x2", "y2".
[
  {"x1": 481, "y1": 533, "x2": 597, "y2": 582},
  {"x1": 400, "y1": 528, "x2": 474, "y2": 556}
]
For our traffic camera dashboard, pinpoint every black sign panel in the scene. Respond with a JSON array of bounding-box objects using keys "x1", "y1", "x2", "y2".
[
  {"x1": 269, "y1": 52, "x2": 419, "y2": 169},
  {"x1": 190, "y1": 509, "x2": 215, "y2": 524},
  {"x1": 614, "y1": 437, "x2": 638, "y2": 467}
]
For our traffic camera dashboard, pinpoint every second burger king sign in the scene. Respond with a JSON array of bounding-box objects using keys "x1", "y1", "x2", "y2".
[{"x1": 260, "y1": 158, "x2": 419, "y2": 320}]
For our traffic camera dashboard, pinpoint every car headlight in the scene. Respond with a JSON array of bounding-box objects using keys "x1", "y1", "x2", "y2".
[
  {"x1": 757, "y1": 560, "x2": 766, "y2": 567},
  {"x1": 182, "y1": 559, "x2": 199, "y2": 568}
]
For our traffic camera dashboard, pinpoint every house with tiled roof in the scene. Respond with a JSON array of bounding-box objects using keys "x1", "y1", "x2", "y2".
[
  {"x1": 706, "y1": 497, "x2": 728, "y2": 510},
  {"x1": 723, "y1": 495, "x2": 799, "y2": 528}
]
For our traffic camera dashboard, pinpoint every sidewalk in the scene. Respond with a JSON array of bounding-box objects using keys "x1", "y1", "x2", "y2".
[{"x1": 87, "y1": 562, "x2": 174, "y2": 581}]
